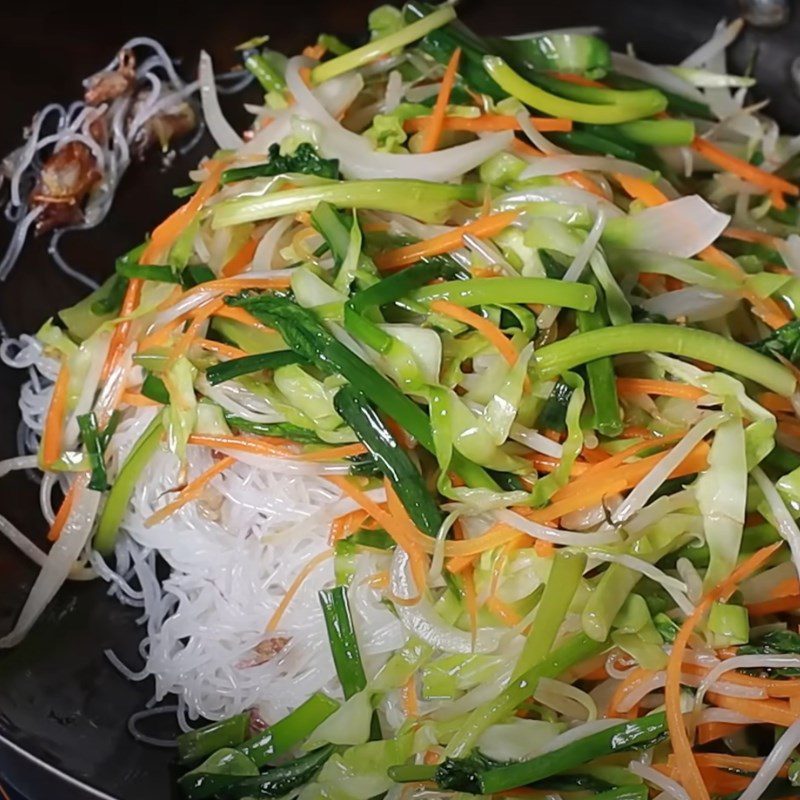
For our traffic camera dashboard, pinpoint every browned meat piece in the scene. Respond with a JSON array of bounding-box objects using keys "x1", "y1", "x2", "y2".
[
  {"x1": 132, "y1": 98, "x2": 197, "y2": 158},
  {"x1": 84, "y1": 48, "x2": 136, "y2": 106},
  {"x1": 30, "y1": 141, "x2": 101, "y2": 234},
  {"x1": 237, "y1": 636, "x2": 291, "y2": 668}
]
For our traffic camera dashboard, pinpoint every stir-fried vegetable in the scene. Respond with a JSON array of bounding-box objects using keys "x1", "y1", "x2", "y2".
[{"x1": 5, "y1": 6, "x2": 800, "y2": 800}]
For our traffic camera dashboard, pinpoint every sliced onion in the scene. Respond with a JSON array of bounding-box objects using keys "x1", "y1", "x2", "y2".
[
  {"x1": 751, "y1": 466, "x2": 800, "y2": 584},
  {"x1": 494, "y1": 509, "x2": 622, "y2": 546},
  {"x1": 509, "y1": 423, "x2": 564, "y2": 458},
  {"x1": 285, "y1": 56, "x2": 513, "y2": 181},
  {"x1": 390, "y1": 548, "x2": 503, "y2": 654},
  {"x1": 640, "y1": 288, "x2": 740, "y2": 322},
  {"x1": 0, "y1": 475, "x2": 100, "y2": 648},
  {"x1": 680, "y1": 18, "x2": 744, "y2": 69},
  {"x1": 610, "y1": 53, "x2": 705, "y2": 102},
  {"x1": 534, "y1": 677, "x2": 597, "y2": 720},
  {"x1": 696, "y1": 653, "x2": 800, "y2": 709},
  {"x1": 383, "y1": 70, "x2": 404, "y2": 113},
  {"x1": 198, "y1": 51, "x2": 242, "y2": 150},
  {"x1": 777, "y1": 234, "x2": 800, "y2": 277},
  {"x1": 517, "y1": 111, "x2": 567, "y2": 155}
]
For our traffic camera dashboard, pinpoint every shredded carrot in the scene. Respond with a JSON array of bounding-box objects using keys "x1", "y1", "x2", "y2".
[
  {"x1": 47, "y1": 482, "x2": 78, "y2": 542},
  {"x1": 563, "y1": 170, "x2": 607, "y2": 198},
  {"x1": 375, "y1": 211, "x2": 519, "y2": 271},
  {"x1": 384, "y1": 480, "x2": 430, "y2": 593},
  {"x1": 723, "y1": 226, "x2": 782, "y2": 248},
  {"x1": 528, "y1": 454, "x2": 590, "y2": 476},
  {"x1": 121, "y1": 391, "x2": 161, "y2": 407},
  {"x1": 692, "y1": 136, "x2": 799, "y2": 198},
  {"x1": 41, "y1": 362, "x2": 70, "y2": 466},
  {"x1": 195, "y1": 339, "x2": 249, "y2": 360},
  {"x1": 606, "y1": 667, "x2": 653, "y2": 718},
  {"x1": 185, "y1": 275, "x2": 292, "y2": 296},
  {"x1": 682, "y1": 661, "x2": 800, "y2": 698},
  {"x1": 549, "y1": 71, "x2": 607, "y2": 88},
  {"x1": 174, "y1": 297, "x2": 225, "y2": 358},
  {"x1": 430, "y1": 299, "x2": 519, "y2": 367},
  {"x1": 666, "y1": 542, "x2": 784, "y2": 800},
  {"x1": 141, "y1": 160, "x2": 226, "y2": 264},
  {"x1": 404, "y1": 115, "x2": 573, "y2": 134},
  {"x1": 616, "y1": 377, "x2": 707, "y2": 401},
  {"x1": 366, "y1": 570, "x2": 389, "y2": 589},
  {"x1": 137, "y1": 314, "x2": 185, "y2": 352},
  {"x1": 329, "y1": 509, "x2": 369, "y2": 543},
  {"x1": 302, "y1": 43, "x2": 327, "y2": 60},
  {"x1": 758, "y1": 391, "x2": 794, "y2": 413},
  {"x1": 221, "y1": 237, "x2": 259, "y2": 277},
  {"x1": 401, "y1": 675, "x2": 420, "y2": 718},
  {"x1": 707, "y1": 693, "x2": 798, "y2": 727},
  {"x1": 266, "y1": 549, "x2": 333, "y2": 631},
  {"x1": 747, "y1": 594, "x2": 800, "y2": 616},
  {"x1": 696, "y1": 721, "x2": 746, "y2": 745},
  {"x1": 420, "y1": 48, "x2": 461, "y2": 154},
  {"x1": 212, "y1": 304, "x2": 276, "y2": 331},
  {"x1": 769, "y1": 576, "x2": 800, "y2": 599},
  {"x1": 101, "y1": 277, "x2": 143, "y2": 382},
  {"x1": 487, "y1": 596, "x2": 523, "y2": 626},
  {"x1": 297, "y1": 443, "x2": 368, "y2": 462},
  {"x1": 146, "y1": 456, "x2": 235, "y2": 527},
  {"x1": 512, "y1": 138, "x2": 544, "y2": 158},
  {"x1": 613, "y1": 173, "x2": 669, "y2": 207}
]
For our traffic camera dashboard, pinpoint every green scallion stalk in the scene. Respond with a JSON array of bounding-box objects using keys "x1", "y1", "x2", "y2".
[
  {"x1": 612, "y1": 118, "x2": 696, "y2": 146},
  {"x1": 551, "y1": 129, "x2": 642, "y2": 162},
  {"x1": 445, "y1": 633, "x2": 608, "y2": 757},
  {"x1": 483, "y1": 56, "x2": 667, "y2": 124},
  {"x1": 233, "y1": 294, "x2": 500, "y2": 490},
  {"x1": 411, "y1": 277, "x2": 596, "y2": 311},
  {"x1": 477, "y1": 713, "x2": 667, "y2": 794},
  {"x1": 533, "y1": 323, "x2": 796, "y2": 396},
  {"x1": 181, "y1": 264, "x2": 217, "y2": 289},
  {"x1": 512, "y1": 551, "x2": 587, "y2": 679},
  {"x1": 141, "y1": 373, "x2": 169, "y2": 404},
  {"x1": 93, "y1": 416, "x2": 163, "y2": 555},
  {"x1": 576, "y1": 293, "x2": 622, "y2": 437},
  {"x1": 319, "y1": 586, "x2": 368, "y2": 699},
  {"x1": 77, "y1": 412, "x2": 108, "y2": 492},
  {"x1": 212, "y1": 180, "x2": 481, "y2": 228},
  {"x1": 116, "y1": 262, "x2": 181, "y2": 283},
  {"x1": 244, "y1": 52, "x2": 286, "y2": 92},
  {"x1": 606, "y1": 72, "x2": 714, "y2": 120},
  {"x1": 205, "y1": 351, "x2": 306, "y2": 385},
  {"x1": 225, "y1": 415, "x2": 324, "y2": 444},
  {"x1": 177, "y1": 713, "x2": 250, "y2": 764},
  {"x1": 334, "y1": 386, "x2": 442, "y2": 536},
  {"x1": 311, "y1": 5, "x2": 456, "y2": 84},
  {"x1": 238, "y1": 693, "x2": 339, "y2": 767}
]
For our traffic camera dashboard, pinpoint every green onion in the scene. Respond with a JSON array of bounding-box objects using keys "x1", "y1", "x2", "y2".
[
  {"x1": 142, "y1": 373, "x2": 169, "y2": 404},
  {"x1": 116, "y1": 261, "x2": 181, "y2": 283},
  {"x1": 319, "y1": 586, "x2": 368, "y2": 698},
  {"x1": 477, "y1": 713, "x2": 667, "y2": 794},
  {"x1": 177, "y1": 714, "x2": 250, "y2": 765},
  {"x1": 207, "y1": 745, "x2": 334, "y2": 800},
  {"x1": 533, "y1": 323, "x2": 796, "y2": 396},
  {"x1": 238, "y1": 692, "x2": 339, "y2": 767},
  {"x1": 221, "y1": 143, "x2": 339, "y2": 185},
  {"x1": 178, "y1": 749, "x2": 259, "y2": 800},
  {"x1": 225, "y1": 415, "x2": 324, "y2": 444},
  {"x1": 484, "y1": 56, "x2": 667, "y2": 124},
  {"x1": 173, "y1": 183, "x2": 200, "y2": 198},
  {"x1": 551, "y1": 129, "x2": 642, "y2": 162},
  {"x1": 513, "y1": 551, "x2": 587, "y2": 679},
  {"x1": 77, "y1": 412, "x2": 108, "y2": 491},
  {"x1": 181, "y1": 264, "x2": 216, "y2": 289},
  {"x1": 537, "y1": 379, "x2": 573, "y2": 432},
  {"x1": 90, "y1": 274, "x2": 129, "y2": 317},
  {"x1": 445, "y1": 633, "x2": 608, "y2": 757},
  {"x1": 212, "y1": 180, "x2": 481, "y2": 228},
  {"x1": 410, "y1": 277, "x2": 596, "y2": 311},
  {"x1": 311, "y1": 5, "x2": 456, "y2": 84},
  {"x1": 606, "y1": 72, "x2": 714, "y2": 120},
  {"x1": 93, "y1": 417, "x2": 163, "y2": 555},
  {"x1": 577, "y1": 285, "x2": 622, "y2": 437},
  {"x1": 708, "y1": 601, "x2": 750, "y2": 647},
  {"x1": 205, "y1": 351, "x2": 306, "y2": 385},
  {"x1": 98, "y1": 411, "x2": 121, "y2": 451},
  {"x1": 334, "y1": 385, "x2": 442, "y2": 536},
  {"x1": 244, "y1": 52, "x2": 286, "y2": 92},
  {"x1": 233, "y1": 294, "x2": 500, "y2": 490},
  {"x1": 612, "y1": 119, "x2": 695, "y2": 146}
]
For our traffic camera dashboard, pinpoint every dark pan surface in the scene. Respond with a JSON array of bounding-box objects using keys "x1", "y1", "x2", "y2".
[{"x1": 0, "y1": 1, "x2": 797, "y2": 797}]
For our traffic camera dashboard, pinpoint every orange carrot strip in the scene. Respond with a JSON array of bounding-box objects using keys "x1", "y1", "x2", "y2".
[
  {"x1": 666, "y1": 542, "x2": 783, "y2": 800},
  {"x1": 141, "y1": 160, "x2": 226, "y2": 264},
  {"x1": 374, "y1": 211, "x2": 519, "y2": 271},
  {"x1": 692, "y1": 137, "x2": 799, "y2": 197},
  {"x1": 563, "y1": 171, "x2": 606, "y2": 198},
  {"x1": 212, "y1": 305, "x2": 276, "y2": 332},
  {"x1": 528, "y1": 454, "x2": 590, "y2": 476},
  {"x1": 613, "y1": 173, "x2": 669, "y2": 207},
  {"x1": 616, "y1": 377, "x2": 706, "y2": 401},
  {"x1": 606, "y1": 667, "x2": 654, "y2": 718},
  {"x1": 221, "y1": 237, "x2": 259, "y2": 277},
  {"x1": 101, "y1": 277, "x2": 143, "y2": 382},
  {"x1": 195, "y1": 339, "x2": 249, "y2": 360},
  {"x1": 420, "y1": 48, "x2": 461, "y2": 154},
  {"x1": 329, "y1": 509, "x2": 369, "y2": 544},
  {"x1": 486, "y1": 596, "x2": 523, "y2": 626},
  {"x1": 41, "y1": 362, "x2": 70, "y2": 467},
  {"x1": 723, "y1": 226, "x2": 782, "y2": 248},
  {"x1": 146, "y1": 456, "x2": 236, "y2": 527},
  {"x1": 758, "y1": 392, "x2": 794, "y2": 413},
  {"x1": 682, "y1": 661, "x2": 800, "y2": 698},
  {"x1": 769, "y1": 576, "x2": 800, "y2": 599},
  {"x1": 747, "y1": 594, "x2": 800, "y2": 616},
  {"x1": 707, "y1": 693, "x2": 798, "y2": 727},
  {"x1": 266, "y1": 549, "x2": 333, "y2": 631},
  {"x1": 430, "y1": 299, "x2": 518, "y2": 366},
  {"x1": 402, "y1": 675, "x2": 420, "y2": 718},
  {"x1": 47, "y1": 482, "x2": 78, "y2": 542},
  {"x1": 696, "y1": 722, "x2": 746, "y2": 745},
  {"x1": 549, "y1": 71, "x2": 608, "y2": 88},
  {"x1": 174, "y1": 297, "x2": 226, "y2": 358},
  {"x1": 404, "y1": 115, "x2": 573, "y2": 134}
]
